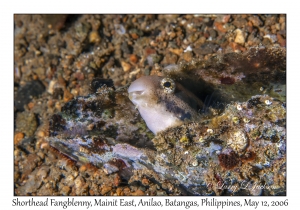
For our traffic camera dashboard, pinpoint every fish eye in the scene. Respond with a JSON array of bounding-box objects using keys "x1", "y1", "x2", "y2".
[{"x1": 161, "y1": 78, "x2": 176, "y2": 94}]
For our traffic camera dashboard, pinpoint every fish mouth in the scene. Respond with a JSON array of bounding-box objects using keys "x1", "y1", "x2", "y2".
[{"x1": 128, "y1": 91, "x2": 144, "y2": 101}]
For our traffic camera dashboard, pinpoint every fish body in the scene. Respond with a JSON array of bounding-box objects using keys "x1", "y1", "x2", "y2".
[{"x1": 128, "y1": 76, "x2": 203, "y2": 134}]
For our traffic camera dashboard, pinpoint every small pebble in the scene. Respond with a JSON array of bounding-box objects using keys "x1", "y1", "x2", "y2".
[
  {"x1": 16, "y1": 112, "x2": 37, "y2": 137},
  {"x1": 182, "y1": 51, "x2": 193, "y2": 62},
  {"x1": 234, "y1": 29, "x2": 245, "y2": 46},
  {"x1": 156, "y1": 191, "x2": 167, "y2": 196},
  {"x1": 121, "y1": 61, "x2": 131, "y2": 72},
  {"x1": 40, "y1": 142, "x2": 49, "y2": 149},
  {"x1": 142, "y1": 178, "x2": 150, "y2": 186},
  {"x1": 37, "y1": 151, "x2": 45, "y2": 159},
  {"x1": 15, "y1": 80, "x2": 45, "y2": 111},
  {"x1": 129, "y1": 54, "x2": 138, "y2": 63},
  {"x1": 114, "y1": 175, "x2": 121, "y2": 186},
  {"x1": 48, "y1": 80, "x2": 57, "y2": 95},
  {"x1": 61, "y1": 186, "x2": 71, "y2": 195},
  {"x1": 63, "y1": 89, "x2": 74, "y2": 102},
  {"x1": 169, "y1": 48, "x2": 183, "y2": 56},
  {"x1": 123, "y1": 187, "x2": 131, "y2": 195},
  {"x1": 14, "y1": 132, "x2": 24, "y2": 144},
  {"x1": 131, "y1": 189, "x2": 145, "y2": 196},
  {"x1": 248, "y1": 15, "x2": 263, "y2": 27},
  {"x1": 79, "y1": 165, "x2": 87, "y2": 172},
  {"x1": 130, "y1": 33, "x2": 139, "y2": 39},
  {"x1": 101, "y1": 186, "x2": 112, "y2": 195},
  {"x1": 55, "y1": 101, "x2": 62, "y2": 111},
  {"x1": 194, "y1": 42, "x2": 219, "y2": 55},
  {"x1": 214, "y1": 22, "x2": 227, "y2": 33},
  {"x1": 27, "y1": 102, "x2": 35, "y2": 110},
  {"x1": 86, "y1": 123, "x2": 94, "y2": 131},
  {"x1": 116, "y1": 187, "x2": 124, "y2": 196},
  {"x1": 74, "y1": 176, "x2": 85, "y2": 189},
  {"x1": 277, "y1": 34, "x2": 286, "y2": 47},
  {"x1": 36, "y1": 131, "x2": 45, "y2": 138},
  {"x1": 89, "y1": 31, "x2": 101, "y2": 43}
]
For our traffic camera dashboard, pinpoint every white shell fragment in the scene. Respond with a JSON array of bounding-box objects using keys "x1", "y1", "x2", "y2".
[{"x1": 265, "y1": 100, "x2": 272, "y2": 105}]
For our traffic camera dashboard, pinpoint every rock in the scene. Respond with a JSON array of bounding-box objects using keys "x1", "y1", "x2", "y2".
[
  {"x1": 122, "y1": 187, "x2": 131, "y2": 195},
  {"x1": 232, "y1": 17, "x2": 248, "y2": 28},
  {"x1": 144, "y1": 47, "x2": 156, "y2": 56},
  {"x1": 248, "y1": 15, "x2": 263, "y2": 27},
  {"x1": 193, "y1": 42, "x2": 219, "y2": 55},
  {"x1": 187, "y1": 33, "x2": 198, "y2": 43},
  {"x1": 147, "y1": 54, "x2": 162, "y2": 66},
  {"x1": 277, "y1": 34, "x2": 286, "y2": 47},
  {"x1": 74, "y1": 72, "x2": 85, "y2": 81},
  {"x1": 214, "y1": 22, "x2": 227, "y2": 33},
  {"x1": 121, "y1": 42, "x2": 132, "y2": 54},
  {"x1": 129, "y1": 54, "x2": 138, "y2": 63},
  {"x1": 130, "y1": 33, "x2": 139, "y2": 39},
  {"x1": 14, "y1": 132, "x2": 24, "y2": 144},
  {"x1": 129, "y1": 28, "x2": 143, "y2": 40},
  {"x1": 15, "y1": 80, "x2": 45, "y2": 111},
  {"x1": 42, "y1": 14, "x2": 68, "y2": 31},
  {"x1": 61, "y1": 186, "x2": 71, "y2": 195},
  {"x1": 33, "y1": 67, "x2": 45, "y2": 80},
  {"x1": 229, "y1": 42, "x2": 246, "y2": 52},
  {"x1": 36, "y1": 166, "x2": 50, "y2": 179},
  {"x1": 161, "y1": 52, "x2": 178, "y2": 65},
  {"x1": 47, "y1": 80, "x2": 57, "y2": 95},
  {"x1": 79, "y1": 165, "x2": 87, "y2": 172},
  {"x1": 89, "y1": 31, "x2": 101, "y2": 43},
  {"x1": 101, "y1": 186, "x2": 112, "y2": 195},
  {"x1": 116, "y1": 187, "x2": 124, "y2": 196},
  {"x1": 263, "y1": 34, "x2": 277, "y2": 43},
  {"x1": 215, "y1": 15, "x2": 231, "y2": 23},
  {"x1": 265, "y1": 15, "x2": 277, "y2": 26},
  {"x1": 234, "y1": 29, "x2": 246, "y2": 45},
  {"x1": 182, "y1": 51, "x2": 193, "y2": 62},
  {"x1": 20, "y1": 174, "x2": 43, "y2": 194},
  {"x1": 131, "y1": 189, "x2": 145, "y2": 196},
  {"x1": 113, "y1": 175, "x2": 121, "y2": 186},
  {"x1": 63, "y1": 89, "x2": 74, "y2": 102},
  {"x1": 156, "y1": 190, "x2": 167, "y2": 196},
  {"x1": 27, "y1": 102, "x2": 35, "y2": 110},
  {"x1": 141, "y1": 178, "x2": 150, "y2": 186},
  {"x1": 74, "y1": 176, "x2": 86, "y2": 194},
  {"x1": 57, "y1": 75, "x2": 66, "y2": 87},
  {"x1": 53, "y1": 88, "x2": 64, "y2": 99},
  {"x1": 15, "y1": 112, "x2": 38, "y2": 137},
  {"x1": 208, "y1": 29, "x2": 217, "y2": 38},
  {"x1": 262, "y1": 38, "x2": 272, "y2": 46},
  {"x1": 121, "y1": 61, "x2": 131, "y2": 72},
  {"x1": 169, "y1": 48, "x2": 183, "y2": 56}
]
